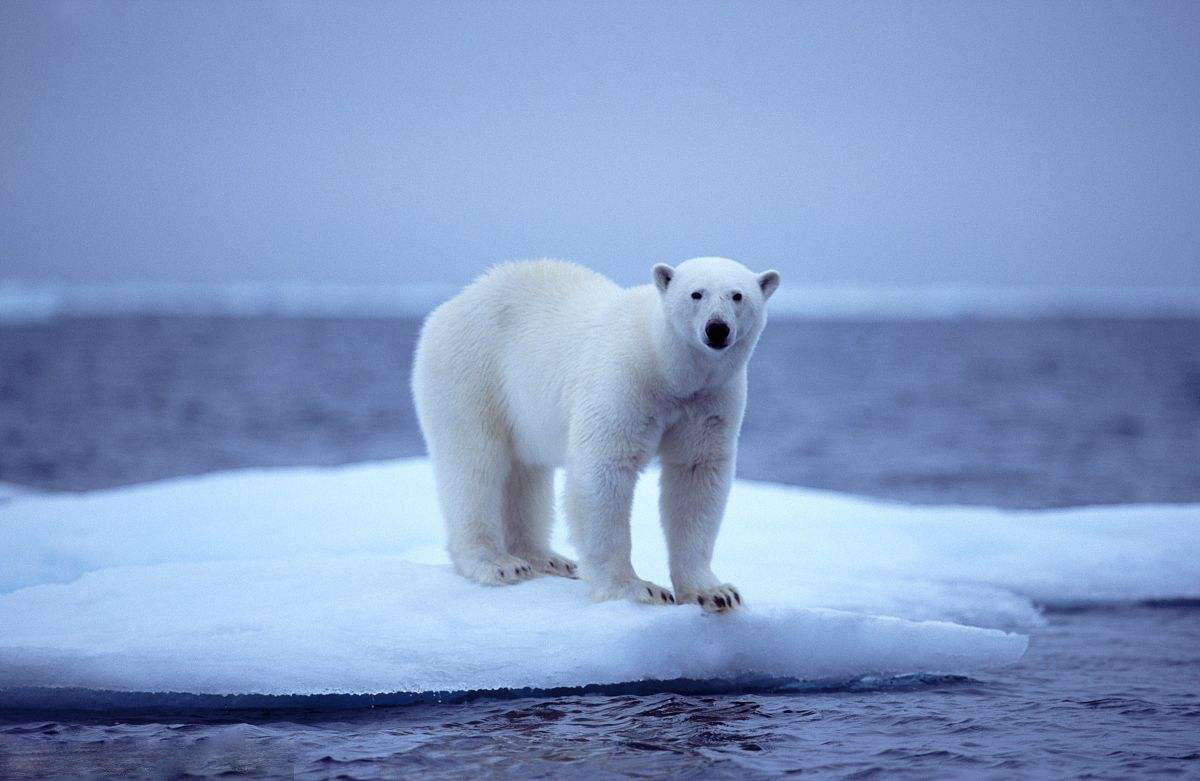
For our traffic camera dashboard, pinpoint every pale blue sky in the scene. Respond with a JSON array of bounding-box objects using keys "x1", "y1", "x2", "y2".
[{"x1": 2, "y1": 0, "x2": 1198, "y2": 287}]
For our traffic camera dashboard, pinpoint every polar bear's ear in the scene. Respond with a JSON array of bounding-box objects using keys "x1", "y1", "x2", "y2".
[
  {"x1": 757, "y1": 270, "x2": 781, "y2": 301},
  {"x1": 652, "y1": 264, "x2": 674, "y2": 293}
]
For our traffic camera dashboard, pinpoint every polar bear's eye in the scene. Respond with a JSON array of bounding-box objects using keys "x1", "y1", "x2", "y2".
[
  {"x1": 691, "y1": 291, "x2": 702, "y2": 300},
  {"x1": 732, "y1": 292, "x2": 743, "y2": 302}
]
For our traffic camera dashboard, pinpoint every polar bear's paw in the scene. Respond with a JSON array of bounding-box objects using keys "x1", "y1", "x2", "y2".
[
  {"x1": 636, "y1": 580, "x2": 677, "y2": 605},
  {"x1": 456, "y1": 554, "x2": 536, "y2": 586},
  {"x1": 590, "y1": 578, "x2": 675, "y2": 605},
  {"x1": 523, "y1": 552, "x2": 579, "y2": 579},
  {"x1": 684, "y1": 584, "x2": 743, "y2": 612}
]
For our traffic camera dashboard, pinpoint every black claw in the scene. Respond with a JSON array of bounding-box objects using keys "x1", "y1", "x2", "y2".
[
  {"x1": 549, "y1": 561, "x2": 557, "y2": 569},
  {"x1": 647, "y1": 587, "x2": 653, "y2": 597},
  {"x1": 661, "y1": 593, "x2": 668, "y2": 602},
  {"x1": 668, "y1": 594, "x2": 675, "y2": 603},
  {"x1": 715, "y1": 596, "x2": 726, "y2": 608},
  {"x1": 734, "y1": 592, "x2": 742, "y2": 605},
  {"x1": 498, "y1": 569, "x2": 504, "y2": 578},
  {"x1": 698, "y1": 596, "x2": 706, "y2": 606}
]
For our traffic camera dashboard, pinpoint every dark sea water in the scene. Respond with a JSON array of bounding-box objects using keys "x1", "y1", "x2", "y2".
[{"x1": 2, "y1": 316, "x2": 1199, "y2": 778}]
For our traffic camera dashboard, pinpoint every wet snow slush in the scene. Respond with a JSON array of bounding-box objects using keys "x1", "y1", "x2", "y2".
[{"x1": 1, "y1": 315, "x2": 1198, "y2": 778}]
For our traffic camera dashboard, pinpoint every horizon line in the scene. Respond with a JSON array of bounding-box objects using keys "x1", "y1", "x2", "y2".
[{"x1": 2, "y1": 280, "x2": 1199, "y2": 322}]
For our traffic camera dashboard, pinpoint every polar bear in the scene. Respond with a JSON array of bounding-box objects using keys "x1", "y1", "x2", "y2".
[{"x1": 411, "y1": 257, "x2": 779, "y2": 611}]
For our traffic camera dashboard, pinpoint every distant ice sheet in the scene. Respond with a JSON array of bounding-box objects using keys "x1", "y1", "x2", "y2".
[
  {"x1": 0, "y1": 459, "x2": 1195, "y2": 698},
  {"x1": 3, "y1": 280, "x2": 1199, "y2": 322},
  {"x1": 0, "y1": 483, "x2": 31, "y2": 503},
  {"x1": 0, "y1": 281, "x2": 459, "y2": 323}
]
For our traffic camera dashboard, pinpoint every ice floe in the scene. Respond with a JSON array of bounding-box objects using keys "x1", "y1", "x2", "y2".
[{"x1": 0, "y1": 459, "x2": 1195, "y2": 699}]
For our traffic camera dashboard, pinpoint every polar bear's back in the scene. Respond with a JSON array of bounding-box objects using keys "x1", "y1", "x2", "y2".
[
  {"x1": 466, "y1": 259, "x2": 618, "y2": 324},
  {"x1": 435, "y1": 258, "x2": 618, "y2": 346},
  {"x1": 413, "y1": 260, "x2": 623, "y2": 464}
]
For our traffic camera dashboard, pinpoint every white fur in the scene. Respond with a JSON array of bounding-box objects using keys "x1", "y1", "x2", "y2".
[{"x1": 411, "y1": 257, "x2": 779, "y2": 611}]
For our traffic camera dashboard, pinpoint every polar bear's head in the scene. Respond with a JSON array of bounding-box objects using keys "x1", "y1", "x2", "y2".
[{"x1": 652, "y1": 257, "x2": 780, "y2": 355}]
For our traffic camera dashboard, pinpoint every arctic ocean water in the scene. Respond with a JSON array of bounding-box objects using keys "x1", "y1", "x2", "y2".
[{"x1": 2, "y1": 317, "x2": 1199, "y2": 778}]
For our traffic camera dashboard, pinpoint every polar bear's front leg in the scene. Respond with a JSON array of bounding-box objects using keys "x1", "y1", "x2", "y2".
[
  {"x1": 658, "y1": 385, "x2": 745, "y2": 612},
  {"x1": 565, "y1": 460, "x2": 675, "y2": 605},
  {"x1": 659, "y1": 457, "x2": 742, "y2": 612}
]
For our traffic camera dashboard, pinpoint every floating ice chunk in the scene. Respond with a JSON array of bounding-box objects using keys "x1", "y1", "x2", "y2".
[
  {"x1": 0, "y1": 557, "x2": 1025, "y2": 696},
  {"x1": 0, "y1": 458, "x2": 1195, "y2": 698}
]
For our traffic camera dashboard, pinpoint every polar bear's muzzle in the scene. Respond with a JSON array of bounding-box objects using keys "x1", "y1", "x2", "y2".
[{"x1": 703, "y1": 319, "x2": 731, "y2": 350}]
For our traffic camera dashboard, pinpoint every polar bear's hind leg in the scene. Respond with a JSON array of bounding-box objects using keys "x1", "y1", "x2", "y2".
[
  {"x1": 428, "y1": 426, "x2": 535, "y2": 586},
  {"x1": 503, "y1": 462, "x2": 579, "y2": 578}
]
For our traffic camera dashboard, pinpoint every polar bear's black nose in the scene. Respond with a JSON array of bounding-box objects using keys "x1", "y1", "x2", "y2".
[{"x1": 704, "y1": 320, "x2": 730, "y2": 349}]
